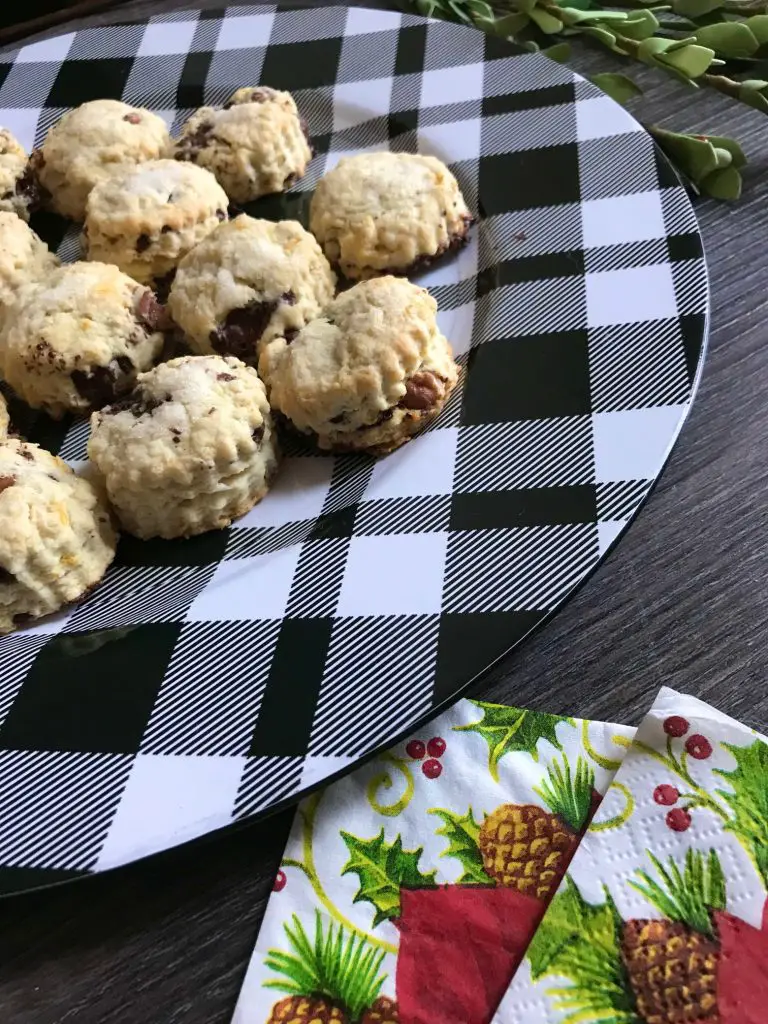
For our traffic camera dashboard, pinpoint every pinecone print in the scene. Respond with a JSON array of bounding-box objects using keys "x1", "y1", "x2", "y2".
[
  {"x1": 478, "y1": 803, "x2": 575, "y2": 900},
  {"x1": 621, "y1": 919, "x2": 720, "y2": 1024},
  {"x1": 263, "y1": 912, "x2": 390, "y2": 1024},
  {"x1": 478, "y1": 755, "x2": 597, "y2": 900},
  {"x1": 359, "y1": 996, "x2": 400, "y2": 1023},
  {"x1": 267, "y1": 995, "x2": 348, "y2": 1024},
  {"x1": 623, "y1": 850, "x2": 728, "y2": 1024}
]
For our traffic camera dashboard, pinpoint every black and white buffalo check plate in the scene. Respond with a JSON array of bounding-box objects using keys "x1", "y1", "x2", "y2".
[{"x1": 0, "y1": 3, "x2": 707, "y2": 896}]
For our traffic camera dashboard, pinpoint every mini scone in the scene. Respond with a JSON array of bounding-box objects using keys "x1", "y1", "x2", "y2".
[
  {"x1": 88, "y1": 354, "x2": 279, "y2": 539},
  {"x1": 36, "y1": 99, "x2": 171, "y2": 220},
  {"x1": 0, "y1": 128, "x2": 42, "y2": 221},
  {"x1": 0, "y1": 212, "x2": 60, "y2": 334},
  {"x1": 168, "y1": 215, "x2": 335, "y2": 366},
  {"x1": 174, "y1": 86, "x2": 312, "y2": 203},
  {"x1": 0, "y1": 439, "x2": 117, "y2": 635},
  {"x1": 0, "y1": 394, "x2": 8, "y2": 439},
  {"x1": 2, "y1": 261, "x2": 167, "y2": 419},
  {"x1": 83, "y1": 159, "x2": 229, "y2": 285},
  {"x1": 310, "y1": 151, "x2": 473, "y2": 280},
  {"x1": 261, "y1": 276, "x2": 458, "y2": 455}
]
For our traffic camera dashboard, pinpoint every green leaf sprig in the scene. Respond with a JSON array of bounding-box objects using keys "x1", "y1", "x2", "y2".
[{"x1": 408, "y1": 0, "x2": 762, "y2": 198}]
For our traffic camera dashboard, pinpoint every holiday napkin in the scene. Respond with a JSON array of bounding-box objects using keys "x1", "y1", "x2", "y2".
[
  {"x1": 492, "y1": 686, "x2": 768, "y2": 1024},
  {"x1": 232, "y1": 697, "x2": 635, "y2": 1024}
]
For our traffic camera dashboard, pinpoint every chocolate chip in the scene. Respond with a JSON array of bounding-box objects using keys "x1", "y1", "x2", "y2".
[
  {"x1": 105, "y1": 387, "x2": 166, "y2": 418},
  {"x1": 252, "y1": 424, "x2": 265, "y2": 444},
  {"x1": 209, "y1": 299, "x2": 279, "y2": 361},
  {"x1": 0, "y1": 475, "x2": 15, "y2": 494},
  {"x1": 284, "y1": 328, "x2": 299, "y2": 344},
  {"x1": 136, "y1": 233, "x2": 151, "y2": 253},
  {"x1": 370, "y1": 408, "x2": 394, "y2": 427},
  {"x1": 161, "y1": 224, "x2": 172, "y2": 234},
  {"x1": 135, "y1": 289, "x2": 171, "y2": 332},
  {"x1": 14, "y1": 156, "x2": 45, "y2": 212},
  {"x1": 217, "y1": 373, "x2": 236, "y2": 382},
  {"x1": 19, "y1": 449, "x2": 34, "y2": 462},
  {"x1": 0, "y1": 566, "x2": 15, "y2": 584},
  {"x1": 172, "y1": 436, "x2": 180, "y2": 444},
  {"x1": 12, "y1": 613, "x2": 33, "y2": 627},
  {"x1": 175, "y1": 121, "x2": 214, "y2": 158},
  {"x1": 71, "y1": 356, "x2": 135, "y2": 408},
  {"x1": 281, "y1": 291, "x2": 296, "y2": 305},
  {"x1": 216, "y1": 209, "x2": 226, "y2": 221},
  {"x1": 123, "y1": 112, "x2": 142, "y2": 124},
  {"x1": 400, "y1": 371, "x2": 442, "y2": 411},
  {"x1": 224, "y1": 87, "x2": 277, "y2": 109}
]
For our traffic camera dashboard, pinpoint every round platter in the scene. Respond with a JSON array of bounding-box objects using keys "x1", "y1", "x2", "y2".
[{"x1": 0, "y1": 3, "x2": 707, "y2": 896}]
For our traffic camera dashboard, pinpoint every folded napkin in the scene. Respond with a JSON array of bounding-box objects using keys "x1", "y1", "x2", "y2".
[
  {"x1": 232, "y1": 697, "x2": 635, "y2": 1024},
  {"x1": 492, "y1": 686, "x2": 768, "y2": 1023}
]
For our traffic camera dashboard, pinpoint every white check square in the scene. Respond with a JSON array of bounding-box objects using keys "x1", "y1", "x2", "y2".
[
  {"x1": 186, "y1": 547, "x2": 302, "y2": 622},
  {"x1": 138, "y1": 20, "x2": 199, "y2": 56},
  {"x1": 593, "y1": 405, "x2": 688, "y2": 482},
  {"x1": 582, "y1": 192, "x2": 666, "y2": 248},
  {"x1": 420, "y1": 63, "x2": 485, "y2": 109},
  {"x1": 337, "y1": 533, "x2": 448, "y2": 616},
  {"x1": 418, "y1": 118, "x2": 481, "y2": 164},
  {"x1": 575, "y1": 95, "x2": 643, "y2": 142},
  {"x1": 214, "y1": 12, "x2": 275, "y2": 51},
  {"x1": 15, "y1": 33, "x2": 75, "y2": 64},
  {"x1": 365, "y1": 428, "x2": 459, "y2": 500},
  {"x1": 235, "y1": 457, "x2": 334, "y2": 529},
  {"x1": 333, "y1": 77, "x2": 394, "y2": 131},
  {"x1": 586, "y1": 265, "x2": 678, "y2": 327},
  {"x1": 95, "y1": 754, "x2": 246, "y2": 870}
]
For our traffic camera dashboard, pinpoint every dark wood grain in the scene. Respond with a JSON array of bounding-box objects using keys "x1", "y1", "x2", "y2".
[{"x1": 2, "y1": 3, "x2": 768, "y2": 1021}]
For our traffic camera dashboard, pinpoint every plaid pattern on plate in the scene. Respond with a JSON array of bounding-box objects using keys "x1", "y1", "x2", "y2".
[{"x1": 0, "y1": 4, "x2": 707, "y2": 896}]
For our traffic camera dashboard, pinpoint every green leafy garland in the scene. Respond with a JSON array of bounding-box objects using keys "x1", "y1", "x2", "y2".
[{"x1": 405, "y1": 0, "x2": 763, "y2": 197}]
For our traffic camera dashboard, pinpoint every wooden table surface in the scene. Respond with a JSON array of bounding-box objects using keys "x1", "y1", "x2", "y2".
[{"x1": 1, "y1": 1, "x2": 767, "y2": 1020}]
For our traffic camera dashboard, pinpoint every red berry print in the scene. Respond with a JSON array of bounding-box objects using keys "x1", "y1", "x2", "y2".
[
  {"x1": 406, "y1": 739, "x2": 426, "y2": 760},
  {"x1": 422, "y1": 758, "x2": 442, "y2": 779},
  {"x1": 663, "y1": 715, "x2": 690, "y2": 738},
  {"x1": 685, "y1": 734, "x2": 713, "y2": 760},
  {"x1": 654, "y1": 784, "x2": 679, "y2": 806},
  {"x1": 666, "y1": 807, "x2": 692, "y2": 832},
  {"x1": 427, "y1": 737, "x2": 446, "y2": 758},
  {"x1": 273, "y1": 869, "x2": 287, "y2": 892}
]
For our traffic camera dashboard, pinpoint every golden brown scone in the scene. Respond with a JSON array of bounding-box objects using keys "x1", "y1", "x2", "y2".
[
  {"x1": 310, "y1": 151, "x2": 472, "y2": 280},
  {"x1": 0, "y1": 128, "x2": 41, "y2": 221},
  {"x1": 83, "y1": 159, "x2": 229, "y2": 285},
  {"x1": 88, "y1": 355, "x2": 280, "y2": 539},
  {"x1": 0, "y1": 439, "x2": 117, "y2": 635},
  {"x1": 1, "y1": 262, "x2": 166, "y2": 419},
  {"x1": 168, "y1": 215, "x2": 335, "y2": 366},
  {"x1": 37, "y1": 99, "x2": 171, "y2": 220},
  {"x1": 261, "y1": 276, "x2": 458, "y2": 455},
  {"x1": 174, "y1": 86, "x2": 312, "y2": 203},
  {"x1": 0, "y1": 212, "x2": 60, "y2": 336}
]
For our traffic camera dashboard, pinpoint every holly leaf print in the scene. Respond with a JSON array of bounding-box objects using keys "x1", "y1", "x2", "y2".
[
  {"x1": 430, "y1": 807, "x2": 495, "y2": 886},
  {"x1": 527, "y1": 877, "x2": 641, "y2": 1024},
  {"x1": 715, "y1": 738, "x2": 768, "y2": 889},
  {"x1": 455, "y1": 701, "x2": 575, "y2": 781},
  {"x1": 340, "y1": 829, "x2": 437, "y2": 927}
]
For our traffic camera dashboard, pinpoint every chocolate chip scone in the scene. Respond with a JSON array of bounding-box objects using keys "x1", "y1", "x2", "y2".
[
  {"x1": 0, "y1": 439, "x2": 117, "y2": 635},
  {"x1": 168, "y1": 215, "x2": 335, "y2": 367},
  {"x1": 2, "y1": 262, "x2": 167, "y2": 419},
  {"x1": 83, "y1": 159, "x2": 229, "y2": 285},
  {"x1": 88, "y1": 354, "x2": 279, "y2": 539},
  {"x1": 0, "y1": 128, "x2": 42, "y2": 222},
  {"x1": 36, "y1": 99, "x2": 171, "y2": 221},
  {"x1": 0, "y1": 212, "x2": 60, "y2": 334},
  {"x1": 173, "y1": 86, "x2": 312, "y2": 203},
  {"x1": 261, "y1": 276, "x2": 458, "y2": 455},
  {"x1": 310, "y1": 151, "x2": 473, "y2": 280}
]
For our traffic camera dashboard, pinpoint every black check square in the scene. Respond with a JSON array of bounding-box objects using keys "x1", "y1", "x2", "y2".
[{"x1": 0, "y1": 4, "x2": 707, "y2": 895}]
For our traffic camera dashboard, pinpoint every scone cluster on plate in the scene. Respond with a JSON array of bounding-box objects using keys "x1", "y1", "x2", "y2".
[{"x1": 0, "y1": 83, "x2": 472, "y2": 634}]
